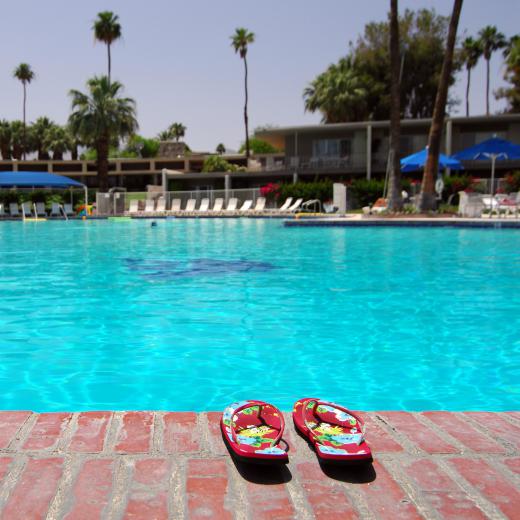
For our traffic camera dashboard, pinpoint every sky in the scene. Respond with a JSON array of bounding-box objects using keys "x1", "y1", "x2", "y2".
[{"x1": 1, "y1": 0, "x2": 518, "y2": 152}]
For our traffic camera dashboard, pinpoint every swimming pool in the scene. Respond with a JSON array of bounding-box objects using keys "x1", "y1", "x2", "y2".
[{"x1": 0, "y1": 219, "x2": 518, "y2": 412}]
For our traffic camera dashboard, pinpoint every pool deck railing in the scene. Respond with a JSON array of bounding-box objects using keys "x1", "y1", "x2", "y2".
[{"x1": 0, "y1": 410, "x2": 518, "y2": 518}]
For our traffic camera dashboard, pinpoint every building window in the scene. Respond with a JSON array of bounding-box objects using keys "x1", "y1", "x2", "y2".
[{"x1": 312, "y1": 139, "x2": 351, "y2": 158}]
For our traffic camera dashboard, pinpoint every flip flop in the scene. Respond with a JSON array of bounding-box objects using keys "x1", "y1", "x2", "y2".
[
  {"x1": 293, "y1": 397, "x2": 372, "y2": 464},
  {"x1": 220, "y1": 400, "x2": 289, "y2": 464}
]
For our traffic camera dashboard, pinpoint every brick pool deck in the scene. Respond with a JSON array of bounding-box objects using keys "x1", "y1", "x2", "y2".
[{"x1": 0, "y1": 411, "x2": 519, "y2": 519}]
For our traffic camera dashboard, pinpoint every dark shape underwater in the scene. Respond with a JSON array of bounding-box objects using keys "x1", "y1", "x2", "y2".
[{"x1": 123, "y1": 257, "x2": 276, "y2": 280}]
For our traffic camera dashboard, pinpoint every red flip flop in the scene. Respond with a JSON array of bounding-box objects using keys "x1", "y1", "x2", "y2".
[
  {"x1": 293, "y1": 398, "x2": 372, "y2": 464},
  {"x1": 221, "y1": 400, "x2": 289, "y2": 464}
]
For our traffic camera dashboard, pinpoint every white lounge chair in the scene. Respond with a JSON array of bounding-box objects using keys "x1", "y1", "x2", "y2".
[
  {"x1": 156, "y1": 197, "x2": 166, "y2": 213},
  {"x1": 64, "y1": 204, "x2": 75, "y2": 216},
  {"x1": 212, "y1": 198, "x2": 224, "y2": 212},
  {"x1": 197, "y1": 198, "x2": 210, "y2": 212},
  {"x1": 9, "y1": 203, "x2": 20, "y2": 217},
  {"x1": 127, "y1": 200, "x2": 139, "y2": 214},
  {"x1": 225, "y1": 198, "x2": 238, "y2": 212},
  {"x1": 239, "y1": 200, "x2": 253, "y2": 212},
  {"x1": 50, "y1": 203, "x2": 63, "y2": 217},
  {"x1": 287, "y1": 198, "x2": 303, "y2": 212},
  {"x1": 170, "y1": 199, "x2": 182, "y2": 212},
  {"x1": 278, "y1": 198, "x2": 293, "y2": 211},
  {"x1": 0, "y1": 203, "x2": 5, "y2": 217},
  {"x1": 35, "y1": 202, "x2": 47, "y2": 217},
  {"x1": 144, "y1": 199, "x2": 155, "y2": 213},
  {"x1": 185, "y1": 199, "x2": 197, "y2": 212},
  {"x1": 22, "y1": 202, "x2": 33, "y2": 217},
  {"x1": 253, "y1": 197, "x2": 266, "y2": 212}
]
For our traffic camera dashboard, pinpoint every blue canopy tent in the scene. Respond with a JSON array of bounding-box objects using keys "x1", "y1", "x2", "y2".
[
  {"x1": 400, "y1": 148, "x2": 463, "y2": 172},
  {"x1": 0, "y1": 171, "x2": 87, "y2": 217},
  {"x1": 453, "y1": 137, "x2": 520, "y2": 195}
]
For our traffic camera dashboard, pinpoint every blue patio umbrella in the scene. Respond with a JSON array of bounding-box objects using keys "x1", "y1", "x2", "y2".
[
  {"x1": 453, "y1": 137, "x2": 520, "y2": 195},
  {"x1": 400, "y1": 148, "x2": 463, "y2": 173}
]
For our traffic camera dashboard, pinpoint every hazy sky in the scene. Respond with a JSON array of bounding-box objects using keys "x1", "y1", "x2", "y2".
[{"x1": 1, "y1": 1, "x2": 518, "y2": 151}]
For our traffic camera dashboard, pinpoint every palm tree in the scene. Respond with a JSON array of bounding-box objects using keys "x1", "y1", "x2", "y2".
[
  {"x1": 216, "y1": 143, "x2": 226, "y2": 155},
  {"x1": 478, "y1": 26, "x2": 506, "y2": 115},
  {"x1": 418, "y1": 0, "x2": 464, "y2": 211},
  {"x1": 13, "y1": 63, "x2": 35, "y2": 159},
  {"x1": 44, "y1": 125, "x2": 72, "y2": 160},
  {"x1": 231, "y1": 27, "x2": 255, "y2": 159},
  {"x1": 0, "y1": 120, "x2": 12, "y2": 160},
  {"x1": 168, "y1": 122, "x2": 186, "y2": 142},
  {"x1": 157, "y1": 130, "x2": 171, "y2": 141},
  {"x1": 93, "y1": 11, "x2": 122, "y2": 84},
  {"x1": 387, "y1": 0, "x2": 402, "y2": 211},
  {"x1": 10, "y1": 121, "x2": 25, "y2": 160},
  {"x1": 69, "y1": 76, "x2": 138, "y2": 191},
  {"x1": 461, "y1": 37, "x2": 482, "y2": 116},
  {"x1": 32, "y1": 116, "x2": 54, "y2": 160}
]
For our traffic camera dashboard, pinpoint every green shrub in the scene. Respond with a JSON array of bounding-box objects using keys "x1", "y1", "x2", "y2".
[
  {"x1": 201, "y1": 155, "x2": 238, "y2": 173},
  {"x1": 348, "y1": 179, "x2": 385, "y2": 207},
  {"x1": 239, "y1": 138, "x2": 279, "y2": 154},
  {"x1": 503, "y1": 171, "x2": 520, "y2": 193},
  {"x1": 275, "y1": 180, "x2": 333, "y2": 202}
]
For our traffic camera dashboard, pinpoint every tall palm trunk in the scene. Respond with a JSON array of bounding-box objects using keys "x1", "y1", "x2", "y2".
[
  {"x1": 418, "y1": 0, "x2": 463, "y2": 211},
  {"x1": 466, "y1": 67, "x2": 471, "y2": 116},
  {"x1": 387, "y1": 0, "x2": 402, "y2": 211},
  {"x1": 485, "y1": 58, "x2": 490, "y2": 115},
  {"x1": 243, "y1": 56, "x2": 250, "y2": 159},
  {"x1": 22, "y1": 82, "x2": 27, "y2": 160},
  {"x1": 97, "y1": 133, "x2": 110, "y2": 192},
  {"x1": 107, "y1": 43, "x2": 112, "y2": 84}
]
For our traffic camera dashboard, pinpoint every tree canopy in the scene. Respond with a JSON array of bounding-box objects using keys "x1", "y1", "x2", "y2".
[{"x1": 304, "y1": 8, "x2": 461, "y2": 123}]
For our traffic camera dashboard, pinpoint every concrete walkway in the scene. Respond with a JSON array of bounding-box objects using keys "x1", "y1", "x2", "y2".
[{"x1": 0, "y1": 411, "x2": 519, "y2": 519}]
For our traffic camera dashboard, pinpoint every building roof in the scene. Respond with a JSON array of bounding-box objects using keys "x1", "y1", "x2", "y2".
[{"x1": 255, "y1": 114, "x2": 520, "y2": 136}]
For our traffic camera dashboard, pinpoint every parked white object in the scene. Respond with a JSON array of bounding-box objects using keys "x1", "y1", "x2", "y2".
[
  {"x1": 35, "y1": 202, "x2": 47, "y2": 217},
  {"x1": 212, "y1": 198, "x2": 224, "y2": 212},
  {"x1": 457, "y1": 192, "x2": 484, "y2": 218},
  {"x1": 225, "y1": 198, "x2": 238, "y2": 212},
  {"x1": 239, "y1": 200, "x2": 253, "y2": 212},
  {"x1": 253, "y1": 197, "x2": 266, "y2": 212},
  {"x1": 287, "y1": 198, "x2": 303, "y2": 212},
  {"x1": 50, "y1": 203, "x2": 62, "y2": 216},
  {"x1": 144, "y1": 199, "x2": 155, "y2": 213},
  {"x1": 198, "y1": 198, "x2": 210, "y2": 212},
  {"x1": 170, "y1": 199, "x2": 182, "y2": 212},
  {"x1": 64, "y1": 204, "x2": 75, "y2": 216},
  {"x1": 9, "y1": 203, "x2": 20, "y2": 217},
  {"x1": 278, "y1": 198, "x2": 293, "y2": 211},
  {"x1": 22, "y1": 202, "x2": 33, "y2": 217},
  {"x1": 156, "y1": 197, "x2": 166, "y2": 212},
  {"x1": 127, "y1": 200, "x2": 139, "y2": 213},
  {"x1": 185, "y1": 199, "x2": 197, "y2": 212}
]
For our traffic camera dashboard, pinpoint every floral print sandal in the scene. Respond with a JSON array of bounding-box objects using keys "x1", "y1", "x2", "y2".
[
  {"x1": 293, "y1": 397, "x2": 372, "y2": 464},
  {"x1": 221, "y1": 400, "x2": 289, "y2": 464}
]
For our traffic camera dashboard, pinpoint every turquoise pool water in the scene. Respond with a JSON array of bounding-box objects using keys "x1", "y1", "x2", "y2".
[{"x1": 0, "y1": 219, "x2": 519, "y2": 412}]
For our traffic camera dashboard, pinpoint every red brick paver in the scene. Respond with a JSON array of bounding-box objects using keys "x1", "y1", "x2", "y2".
[
  {"x1": 0, "y1": 410, "x2": 517, "y2": 518},
  {"x1": 64, "y1": 459, "x2": 115, "y2": 519},
  {"x1": 115, "y1": 412, "x2": 154, "y2": 453},
  {"x1": 449, "y1": 457, "x2": 520, "y2": 519},
  {"x1": 69, "y1": 411, "x2": 112, "y2": 453}
]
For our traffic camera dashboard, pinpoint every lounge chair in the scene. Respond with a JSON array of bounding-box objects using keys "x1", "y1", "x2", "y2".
[
  {"x1": 170, "y1": 199, "x2": 182, "y2": 212},
  {"x1": 22, "y1": 202, "x2": 33, "y2": 217},
  {"x1": 50, "y1": 203, "x2": 63, "y2": 217},
  {"x1": 212, "y1": 198, "x2": 224, "y2": 212},
  {"x1": 277, "y1": 198, "x2": 293, "y2": 212},
  {"x1": 127, "y1": 200, "x2": 139, "y2": 214},
  {"x1": 0, "y1": 203, "x2": 5, "y2": 217},
  {"x1": 197, "y1": 198, "x2": 210, "y2": 212},
  {"x1": 253, "y1": 197, "x2": 266, "y2": 212},
  {"x1": 239, "y1": 200, "x2": 253, "y2": 212},
  {"x1": 287, "y1": 198, "x2": 303, "y2": 212},
  {"x1": 35, "y1": 202, "x2": 47, "y2": 217},
  {"x1": 64, "y1": 204, "x2": 75, "y2": 216},
  {"x1": 225, "y1": 198, "x2": 238, "y2": 212},
  {"x1": 156, "y1": 197, "x2": 166, "y2": 213},
  {"x1": 9, "y1": 203, "x2": 20, "y2": 217},
  {"x1": 144, "y1": 199, "x2": 155, "y2": 213},
  {"x1": 185, "y1": 199, "x2": 197, "y2": 212}
]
